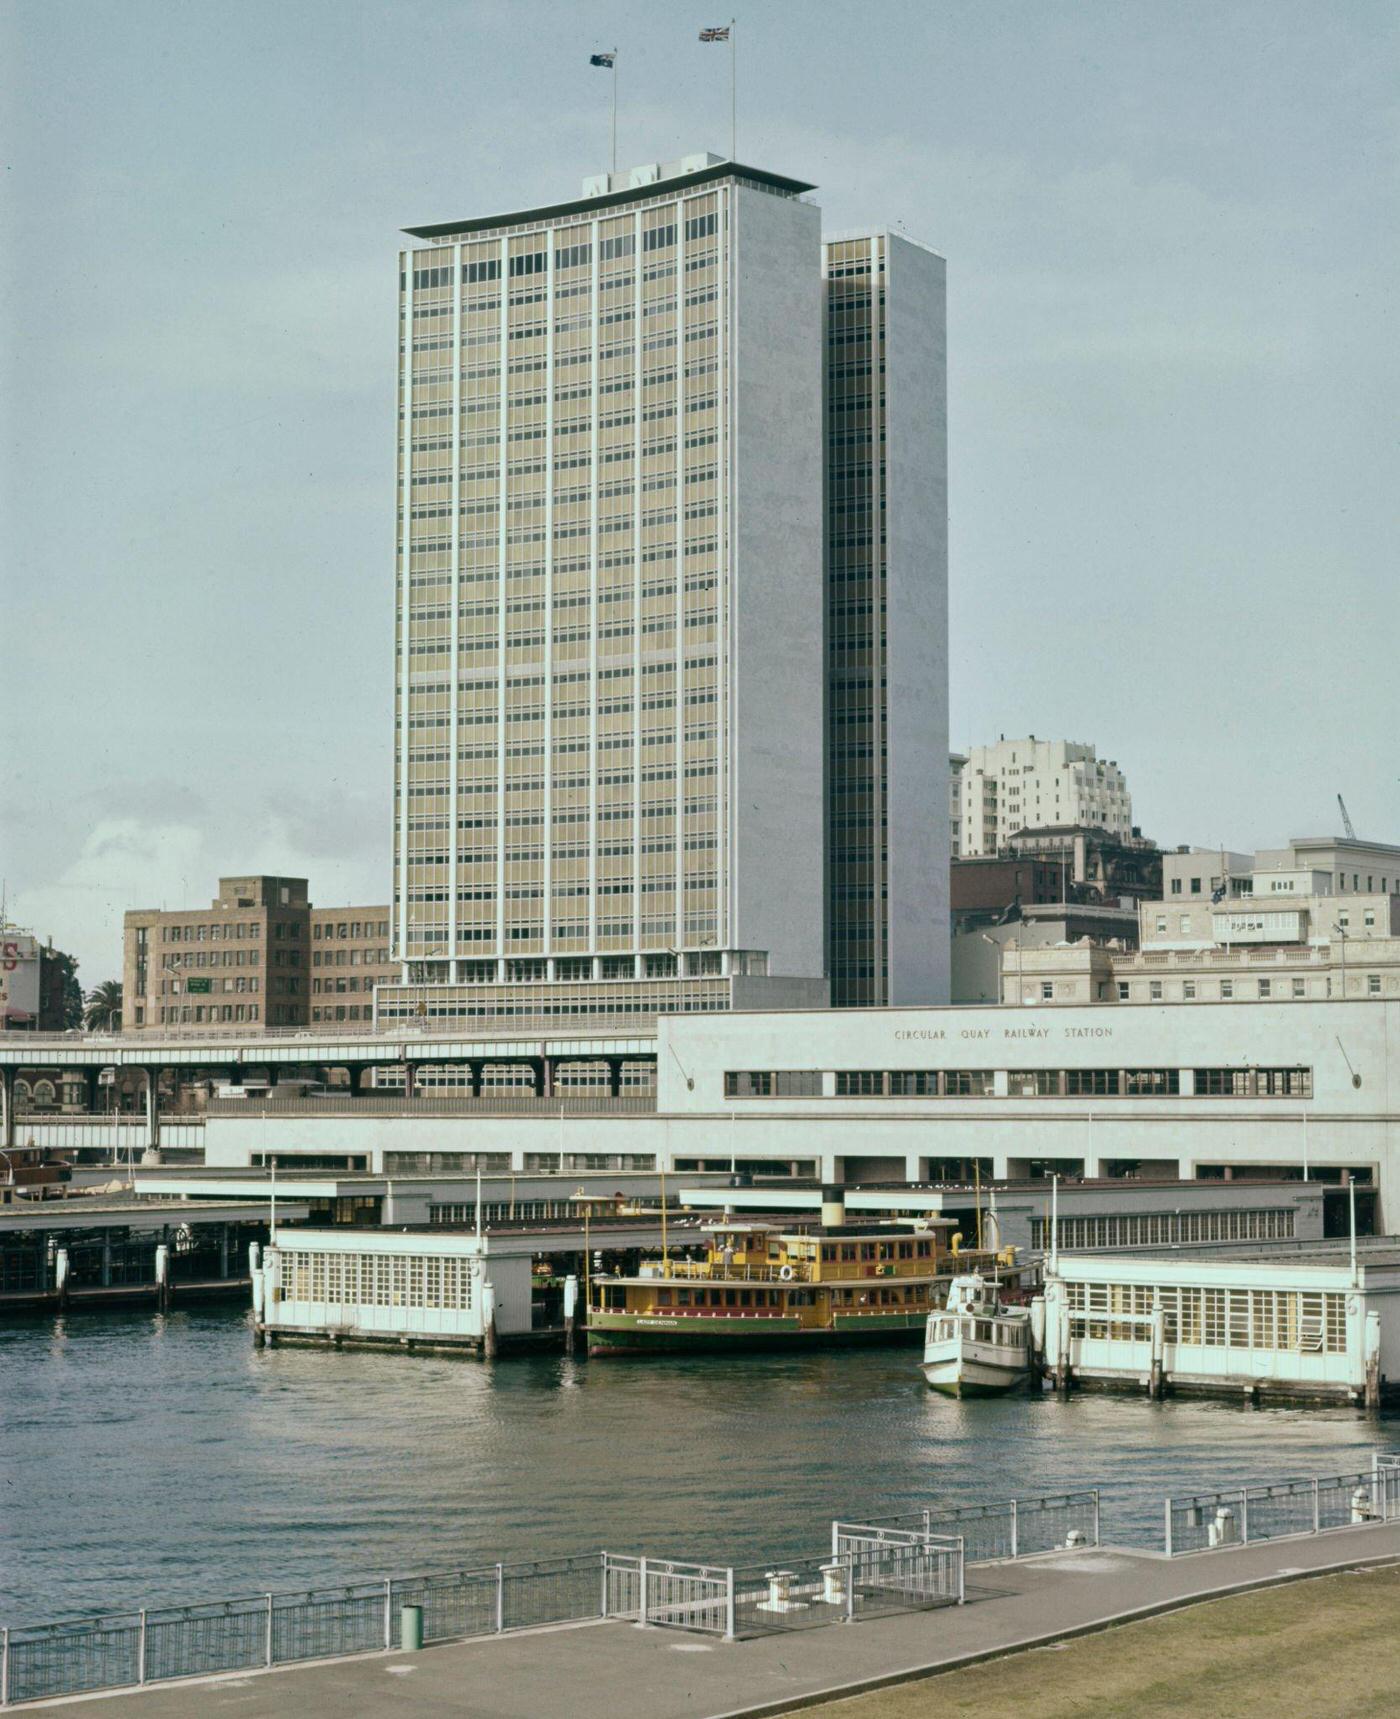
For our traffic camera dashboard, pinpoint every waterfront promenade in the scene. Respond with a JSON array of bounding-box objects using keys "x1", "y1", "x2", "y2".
[{"x1": 34, "y1": 1520, "x2": 1400, "y2": 1717}]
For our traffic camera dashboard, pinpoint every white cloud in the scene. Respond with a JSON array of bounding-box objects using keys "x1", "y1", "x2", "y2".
[{"x1": 9, "y1": 812, "x2": 387, "y2": 987}]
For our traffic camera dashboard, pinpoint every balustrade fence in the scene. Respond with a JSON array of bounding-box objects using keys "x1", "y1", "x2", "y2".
[
  {"x1": 1164, "y1": 1456, "x2": 1400, "y2": 1557},
  {"x1": 1, "y1": 1515, "x2": 980, "y2": 1704},
  {"x1": 847, "y1": 1490, "x2": 1101, "y2": 1564}
]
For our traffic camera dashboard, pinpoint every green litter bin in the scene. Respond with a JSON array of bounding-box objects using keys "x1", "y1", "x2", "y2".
[{"x1": 400, "y1": 1604, "x2": 423, "y2": 1652}]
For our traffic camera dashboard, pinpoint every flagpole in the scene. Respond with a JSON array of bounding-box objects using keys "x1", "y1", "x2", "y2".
[
  {"x1": 736, "y1": 19, "x2": 746, "y2": 161},
  {"x1": 611, "y1": 49, "x2": 618, "y2": 178}
]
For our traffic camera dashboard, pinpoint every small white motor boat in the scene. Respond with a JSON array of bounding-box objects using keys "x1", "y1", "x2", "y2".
[{"x1": 922, "y1": 1273, "x2": 1032, "y2": 1397}]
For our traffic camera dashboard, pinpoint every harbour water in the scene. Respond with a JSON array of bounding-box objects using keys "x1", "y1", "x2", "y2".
[{"x1": 4, "y1": 1306, "x2": 1397, "y2": 1625}]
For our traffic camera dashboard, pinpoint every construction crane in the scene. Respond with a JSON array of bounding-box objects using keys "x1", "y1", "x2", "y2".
[{"x1": 1337, "y1": 794, "x2": 1356, "y2": 841}]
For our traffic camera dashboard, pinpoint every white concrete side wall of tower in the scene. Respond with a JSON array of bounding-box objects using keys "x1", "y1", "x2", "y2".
[
  {"x1": 883, "y1": 233, "x2": 949, "y2": 1004},
  {"x1": 728, "y1": 184, "x2": 825, "y2": 978}
]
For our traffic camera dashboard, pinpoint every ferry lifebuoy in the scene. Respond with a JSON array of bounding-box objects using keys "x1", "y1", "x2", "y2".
[{"x1": 778, "y1": 1264, "x2": 795, "y2": 1282}]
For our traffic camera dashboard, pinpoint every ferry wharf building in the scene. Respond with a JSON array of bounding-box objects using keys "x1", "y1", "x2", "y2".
[{"x1": 382, "y1": 151, "x2": 948, "y2": 1027}]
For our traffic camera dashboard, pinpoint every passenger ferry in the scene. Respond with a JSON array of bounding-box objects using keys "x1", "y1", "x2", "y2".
[
  {"x1": 921, "y1": 1273, "x2": 1034, "y2": 1397},
  {"x1": 587, "y1": 1217, "x2": 1015, "y2": 1356}
]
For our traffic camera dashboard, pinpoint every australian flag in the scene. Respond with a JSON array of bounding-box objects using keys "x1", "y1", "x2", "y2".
[{"x1": 590, "y1": 51, "x2": 615, "y2": 67}]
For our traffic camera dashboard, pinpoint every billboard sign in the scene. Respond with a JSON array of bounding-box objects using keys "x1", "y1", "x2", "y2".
[{"x1": 0, "y1": 934, "x2": 42, "y2": 1024}]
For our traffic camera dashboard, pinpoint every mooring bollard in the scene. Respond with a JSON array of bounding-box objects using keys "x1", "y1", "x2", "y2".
[{"x1": 400, "y1": 1605, "x2": 423, "y2": 1652}]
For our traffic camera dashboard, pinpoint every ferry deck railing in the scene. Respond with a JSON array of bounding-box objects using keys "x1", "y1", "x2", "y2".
[{"x1": 1163, "y1": 1459, "x2": 1400, "y2": 1557}]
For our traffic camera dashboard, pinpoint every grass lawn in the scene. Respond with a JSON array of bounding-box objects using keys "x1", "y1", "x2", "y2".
[{"x1": 805, "y1": 1563, "x2": 1400, "y2": 1719}]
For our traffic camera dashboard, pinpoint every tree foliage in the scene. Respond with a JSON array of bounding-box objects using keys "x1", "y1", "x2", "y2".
[{"x1": 84, "y1": 979, "x2": 123, "y2": 1032}]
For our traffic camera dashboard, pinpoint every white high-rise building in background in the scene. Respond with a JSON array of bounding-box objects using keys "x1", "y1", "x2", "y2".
[
  {"x1": 958, "y1": 737, "x2": 1133, "y2": 858},
  {"x1": 384, "y1": 154, "x2": 830, "y2": 1026},
  {"x1": 380, "y1": 152, "x2": 950, "y2": 1029}
]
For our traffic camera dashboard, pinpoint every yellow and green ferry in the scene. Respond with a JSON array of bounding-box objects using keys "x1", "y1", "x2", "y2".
[{"x1": 587, "y1": 1217, "x2": 1014, "y2": 1356}]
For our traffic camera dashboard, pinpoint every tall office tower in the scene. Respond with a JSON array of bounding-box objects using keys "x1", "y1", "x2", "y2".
[
  {"x1": 823, "y1": 231, "x2": 949, "y2": 1006},
  {"x1": 384, "y1": 154, "x2": 829, "y2": 1027}
]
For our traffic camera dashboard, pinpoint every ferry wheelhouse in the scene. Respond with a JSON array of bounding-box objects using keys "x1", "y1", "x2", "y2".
[{"x1": 587, "y1": 1218, "x2": 1014, "y2": 1355}]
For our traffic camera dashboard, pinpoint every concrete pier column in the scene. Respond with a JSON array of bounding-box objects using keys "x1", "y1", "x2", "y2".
[
  {"x1": 606, "y1": 1058, "x2": 624, "y2": 1098},
  {"x1": 143, "y1": 1069, "x2": 159, "y2": 1150},
  {"x1": 1148, "y1": 1300, "x2": 1166, "y2": 1400},
  {"x1": 404, "y1": 1062, "x2": 419, "y2": 1101},
  {"x1": 1365, "y1": 1309, "x2": 1382, "y2": 1412},
  {"x1": 469, "y1": 1061, "x2": 484, "y2": 1097},
  {"x1": 1, "y1": 1066, "x2": 15, "y2": 1148},
  {"x1": 539, "y1": 1056, "x2": 554, "y2": 1099},
  {"x1": 482, "y1": 1279, "x2": 498, "y2": 1360},
  {"x1": 563, "y1": 1274, "x2": 579, "y2": 1351},
  {"x1": 154, "y1": 1242, "x2": 171, "y2": 1312},
  {"x1": 55, "y1": 1246, "x2": 71, "y2": 1307}
]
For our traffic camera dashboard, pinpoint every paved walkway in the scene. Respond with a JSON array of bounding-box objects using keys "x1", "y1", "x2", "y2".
[{"x1": 28, "y1": 1521, "x2": 1400, "y2": 1717}]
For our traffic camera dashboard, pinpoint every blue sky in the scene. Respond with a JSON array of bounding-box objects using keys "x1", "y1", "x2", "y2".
[{"x1": 2, "y1": 0, "x2": 1397, "y2": 980}]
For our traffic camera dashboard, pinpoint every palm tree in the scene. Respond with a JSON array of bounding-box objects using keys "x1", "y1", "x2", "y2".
[{"x1": 84, "y1": 980, "x2": 123, "y2": 1032}]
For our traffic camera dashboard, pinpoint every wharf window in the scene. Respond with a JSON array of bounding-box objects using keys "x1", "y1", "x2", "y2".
[
  {"x1": 1368, "y1": 975, "x2": 1382, "y2": 995},
  {"x1": 1149, "y1": 981, "x2": 1163, "y2": 1000},
  {"x1": 1011, "y1": 1070, "x2": 1060, "y2": 1097},
  {"x1": 836, "y1": 1070, "x2": 885, "y2": 1096},
  {"x1": 1041, "y1": 982, "x2": 1054, "y2": 1000},
  {"x1": 724, "y1": 1070, "x2": 821, "y2": 1098},
  {"x1": 1258, "y1": 979, "x2": 1272, "y2": 999},
  {"x1": 1065, "y1": 1069, "x2": 1119, "y2": 1097},
  {"x1": 1117, "y1": 983, "x2": 1130, "y2": 1001},
  {"x1": 1184, "y1": 982, "x2": 1197, "y2": 1000},
  {"x1": 1123, "y1": 1069, "x2": 1179, "y2": 1097},
  {"x1": 944, "y1": 1070, "x2": 995, "y2": 1096},
  {"x1": 1220, "y1": 980, "x2": 1233, "y2": 999},
  {"x1": 1196, "y1": 1067, "x2": 1311, "y2": 1098},
  {"x1": 726, "y1": 1071, "x2": 773, "y2": 1097},
  {"x1": 888, "y1": 1071, "x2": 937, "y2": 1096}
]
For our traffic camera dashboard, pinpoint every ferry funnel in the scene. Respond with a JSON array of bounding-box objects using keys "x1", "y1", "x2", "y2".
[{"x1": 820, "y1": 1185, "x2": 846, "y2": 1228}]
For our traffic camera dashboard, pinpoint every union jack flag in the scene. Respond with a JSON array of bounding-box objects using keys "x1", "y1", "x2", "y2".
[
  {"x1": 589, "y1": 51, "x2": 615, "y2": 67},
  {"x1": 699, "y1": 26, "x2": 730, "y2": 42}
]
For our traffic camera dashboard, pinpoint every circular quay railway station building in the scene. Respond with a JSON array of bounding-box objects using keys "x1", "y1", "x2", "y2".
[{"x1": 15, "y1": 996, "x2": 1389, "y2": 1219}]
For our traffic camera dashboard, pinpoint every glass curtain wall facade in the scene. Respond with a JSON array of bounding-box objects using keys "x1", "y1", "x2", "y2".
[
  {"x1": 389, "y1": 161, "x2": 826, "y2": 1025},
  {"x1": 823, "y1": 231, "x2": 948, "y2": 1008}
]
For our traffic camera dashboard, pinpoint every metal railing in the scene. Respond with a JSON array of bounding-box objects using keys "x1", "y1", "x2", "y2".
[
  {"x1": 728, "y1": 1537, "x2": 962, "y2": 1639},
  {"x1": 0, "y1": 1556, "x2": 603, "y2": 1707},
  {"x1": 0, "y1": 1018, "x2": 658, "y2": 1055},
  {"x1": 203, "y1": 1093, "x2": 656, "y2": 1119},
  {"x1": 1, "y1": 1503, "x2": 987, "y2": 1704},
  {"x1": 601, "y1": 1555, "x2": 732, "y2": 1635},
  {"x1": 849, "y1": 1490, "x2": 1100, "y2": 1564},
  {"x1": 1163, "y1": 1462, "x2": 1400, "y2": 1557}
]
